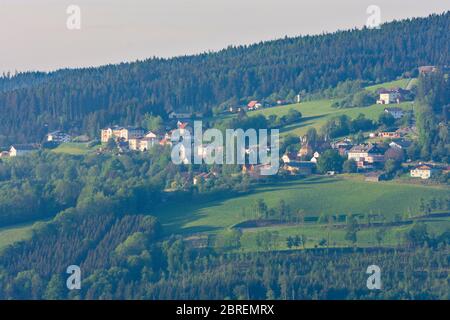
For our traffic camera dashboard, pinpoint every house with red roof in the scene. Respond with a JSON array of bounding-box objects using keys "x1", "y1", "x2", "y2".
[{"x1": 247, "y1": 101, "x2": 262, "y2": 111}]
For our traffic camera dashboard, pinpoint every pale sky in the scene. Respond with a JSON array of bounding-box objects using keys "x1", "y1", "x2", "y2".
[{"x1": 0, "y1": 0, "x2": 449, "y2": 73}]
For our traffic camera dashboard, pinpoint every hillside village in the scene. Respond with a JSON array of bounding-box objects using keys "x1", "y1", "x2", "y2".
[
  {"x1": 0, "y1": 11, "x2": 449, "y2": 301},
  {"x1": 1, "y1": 71, "x2": 447, "y2": 186}
]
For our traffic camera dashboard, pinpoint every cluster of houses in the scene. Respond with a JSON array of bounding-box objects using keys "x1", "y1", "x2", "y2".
[
  {"x1": 279, "y1": 136, "x2": 321, "y2": 176},
  {"x1": 277, "y1": 120, "x2": 445, "y2": 181},
  {"x1": 100, "y1": 121, "x2": 197, "y2": 153},
  {"x1": 97, "y1": 110, "x2": 446, "y2": 182}
]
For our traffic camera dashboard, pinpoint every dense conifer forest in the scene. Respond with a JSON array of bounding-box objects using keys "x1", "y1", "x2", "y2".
[{"x1": 0, "y1": 12, "x2": 449, "y2": 144}]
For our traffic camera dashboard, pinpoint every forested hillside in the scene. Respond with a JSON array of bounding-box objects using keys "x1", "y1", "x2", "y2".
[{"x1": 0, "y1": 12, "x2": 449, "y2": 144}]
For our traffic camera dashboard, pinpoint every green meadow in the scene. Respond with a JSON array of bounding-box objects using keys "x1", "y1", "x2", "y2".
[
  {"x1": 52, "y1": 142, "x2": 92, "y2": 155},
  {"x1": 154, "y1": 176, "x2": 449, "y2": 236},
  {"x1": 0, "y1": 222, "x2": 35, "y2": 252},
  {"x1": 365, "y1": 78, "x2": 415, "y2": 92},
  {"x1": 236, "y1": 217, "x2": 450, "y2": 252},
  {"x1": 249, "y1": 78, "x2": 415, "y2": 137},
  {"x1": 252, "y1": 99, "x2": 414, "y2": 137}
]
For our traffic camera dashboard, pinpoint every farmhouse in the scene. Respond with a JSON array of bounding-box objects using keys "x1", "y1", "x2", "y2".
[
  {"x1": 46, "y1": 130, "x2": 71, "y2": 143},
  {"x1": 348, "y1": 144, "x2": 385, "y2": 169},
  {"x1": 247, "y1": 101, "x2": 262, "y2": 111},
  {"x1": 418, "y1": 65, "x2": 438, "y2": 75},
  {"x1": 384, "y1": 107, "x2": 404, "y2": 119},
  {"x1": 9, "y1": 144, "x2": 39, "y2": 157},
  {"x1": 101, "y1": 126, "x2": 145, "y2": 143},
  {"x1": 410, "y1": 165, "x2": 438, "y2": 180},
  {"x1": 376, "y1": 88, "x2": 409, "y2": 105}
]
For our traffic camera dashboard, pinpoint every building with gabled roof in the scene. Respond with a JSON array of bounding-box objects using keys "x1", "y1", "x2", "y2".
[
  {"x1": 247, "y1": 101, "x2": 262, "y2": 111},
  {"x1": 410, "y1": 165, "x2": 438, "y2": 180},
  {"x1": 348, "y1": 144, "x2": 385, "y2": 169},
  {"x1": 101, "y1": 126, "x2": 145, "y2": 143},
  {"x1": 9, "y1": 144, "x2": 39, "y2": 157}
]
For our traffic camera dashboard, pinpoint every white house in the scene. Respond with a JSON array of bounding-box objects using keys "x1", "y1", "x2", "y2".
[
  {"x1": 410, "y1": 165, "x2": 437, "y2": 180},
  {"x1": 377, "y1": 90, "x2": 400, "y2": 105},
  {"x1": 144, "y1": 131, "x2": 159, "y2": 139},
  {"x1": 247, "y1": 101, "x2": 262, "y2": 111},
  {"x1": 46, "y1": 131, "x2": 71, "y2": 143},
  {"x1": 129, "y1": 137, "x2": 157, "y2": 152},
  {"x1": 9, "y1": 145, "x2": 39, "y2": 157},
  {"x1": 101, "y1": 126, "x2": 145, "y2": 143}
]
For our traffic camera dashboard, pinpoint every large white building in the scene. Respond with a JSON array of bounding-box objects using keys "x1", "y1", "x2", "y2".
[
  {"x1": 377, "y1": 90, "x2": 401, "y2": 105},
  {"x1": 101, "y1": 126, "x2": 145, "y2": 143}
]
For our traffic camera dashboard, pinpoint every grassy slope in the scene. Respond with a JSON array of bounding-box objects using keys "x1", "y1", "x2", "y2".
[
  {"x1": 0, "y1": 222, "x2": 34, "y2": 252},
  {"x1": 365, "y1": 78, "x2": 414, "y2": 92},
  {"x1": 237, "y1": 218, "x2": 450, "y2": 252},
  {"x1": 155, "y1": 176, "x2": 449, "y2": 236},
  {"x1": 248, "y1": 78, "x2": 415, "y2": 137},
  {"x1": 2, "y1": 78, "x2": 442, "y2": 252},
  {"x1": 52, "y1": 142, "x2": 92, "y2": 155},
  {"x1": 252, "y1": 99, "x2": 414, "y2": 137}
]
